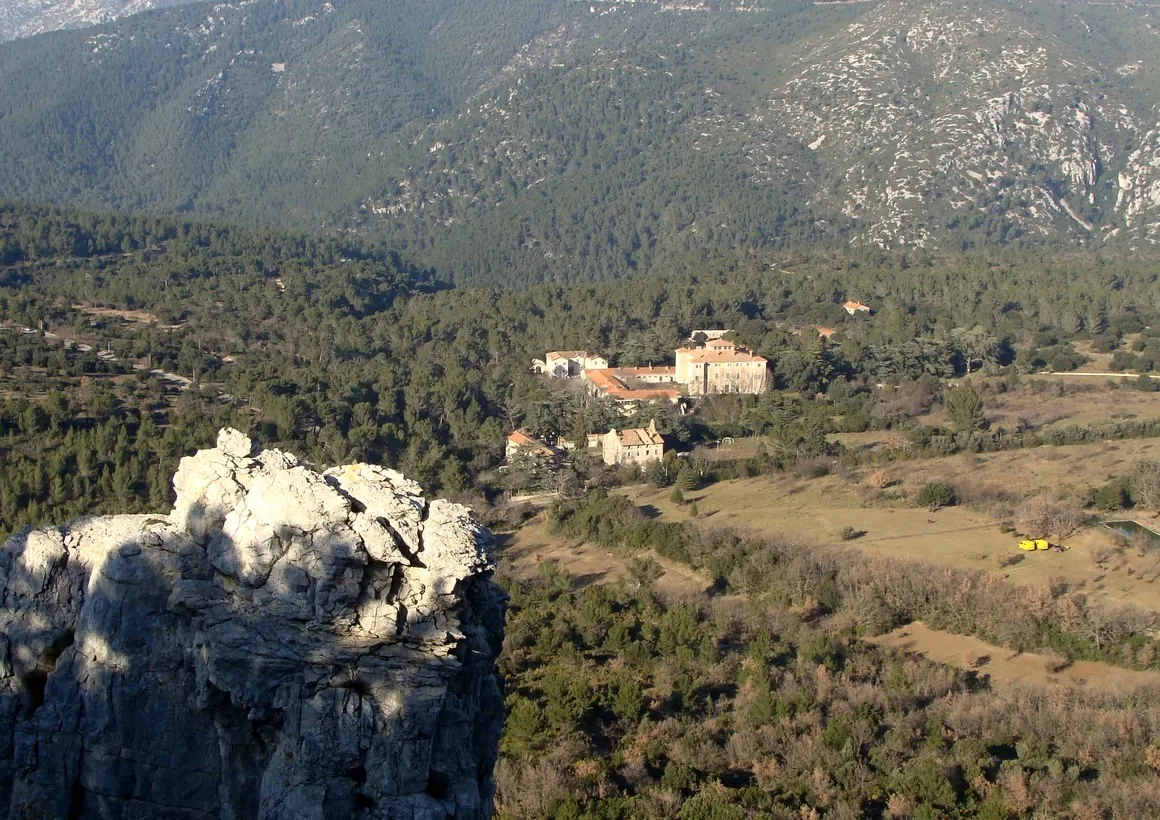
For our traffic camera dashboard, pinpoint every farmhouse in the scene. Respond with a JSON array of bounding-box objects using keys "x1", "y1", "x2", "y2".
[
  {"x1": 674, "y1": 339, "x2": 769, "y2": 396},
  {"x1": 505, "y1": 430, "x2": 558, "y2": 461},
  {"x1": 843, "y1": 301, "x2": 871, "y2": 315},
  {"x1": 602, "y1": 419, "x2": 665, "y2": 467},
  {"x1": 533, "y1": 350, "x2": 608, "y2": 378}
]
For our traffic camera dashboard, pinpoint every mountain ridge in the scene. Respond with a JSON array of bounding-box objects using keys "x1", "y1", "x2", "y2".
[{"x1": 2, "y1": 0, "x2": 1160, "y2": 285}]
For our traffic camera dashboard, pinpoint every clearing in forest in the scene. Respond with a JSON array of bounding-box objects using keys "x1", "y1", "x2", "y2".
[
  {"x1": 496, "y1": 515, "x2": 1160, "y2": 693},
  {"x1": 621, "y1": 460, "x2": 1160, "y2": 611},
  {"x1": 869, "y1": 621, "x2": 1160, "y2": 693},
  {"x1": 495, "y1": 516, "x2": 743, "y2": 611}
]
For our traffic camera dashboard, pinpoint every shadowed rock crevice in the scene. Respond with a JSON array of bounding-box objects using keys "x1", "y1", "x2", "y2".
[{"x1": 0, "y1": 428, "x2": 505, "y2": 819}]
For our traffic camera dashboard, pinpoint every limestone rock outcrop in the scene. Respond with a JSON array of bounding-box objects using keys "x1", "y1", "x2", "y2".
[{"x1": 0, "y1": 429, "x2": 505, "y2": 819}]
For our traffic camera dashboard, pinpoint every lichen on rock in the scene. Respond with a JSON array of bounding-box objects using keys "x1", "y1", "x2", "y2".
[{"x1": 0, "y1": 429, "x2": 505, "y2": 819}]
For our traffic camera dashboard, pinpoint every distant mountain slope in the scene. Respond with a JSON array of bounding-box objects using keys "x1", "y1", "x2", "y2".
[
  {"x1": 0, "y1": 0, "x2": 196, "y2": 41},
  {"x1": 1, "y1": 0, "x2": 1160, "y2": 285},
  {"x1": 721, "y1": 0, "x2": 1157, "y2": 248}
]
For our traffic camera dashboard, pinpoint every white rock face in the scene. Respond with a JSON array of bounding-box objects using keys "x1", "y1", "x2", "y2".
[
  {"x1": 0, "y1": 429, "x2": 505, "y2": 819},
  {"x1": 0, "y1": 0, "x2": 199, "y2": 43}
]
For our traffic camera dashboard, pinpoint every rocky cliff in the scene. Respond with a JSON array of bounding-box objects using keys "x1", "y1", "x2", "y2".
[{"x1": 0, "y1": 428, "x2": 505, "y2": 819}]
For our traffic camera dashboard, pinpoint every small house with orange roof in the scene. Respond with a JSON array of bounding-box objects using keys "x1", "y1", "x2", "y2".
[{"x1": 505, "y1": 430, "x2": 559, "y2": 461}]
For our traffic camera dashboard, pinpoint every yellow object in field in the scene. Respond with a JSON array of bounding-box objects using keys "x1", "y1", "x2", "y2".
[{"x1": 1018, "y1": 539, "x2": 1051, "y2": 551}]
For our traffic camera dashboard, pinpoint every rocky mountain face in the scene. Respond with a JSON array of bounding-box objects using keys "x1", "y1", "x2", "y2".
[
  {"x1": 0, "y1": 0, "x2": 196, "y2": 42},
  {"x1": 3, "y1": 0, "x2": 1160, "y2": 284},
  {"x1": 724, "y1": 0, "x2": 1155, "y2": 248},
  {"x1": 0, "y1": 429, "x2": 505, "y2": 819}
]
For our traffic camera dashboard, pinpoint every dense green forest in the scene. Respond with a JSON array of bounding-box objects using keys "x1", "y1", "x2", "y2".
[
  {"x1": 4, "y1": 0, "x2": 1160, "y2": 284},
  {"x1": 2, "y1": 202, "x2": 1159, "y2": 537},
  {"x1": 0, "y1": 0, "x2": 851, "y2": 286}
]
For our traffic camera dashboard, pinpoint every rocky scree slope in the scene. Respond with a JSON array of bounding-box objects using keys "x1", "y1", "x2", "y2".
[
  {"x1": 0, "y1": 0, "x2": 197, "y2": 43},
  {"x1": 0, "y1": 428, "x2": 505, "y2": 819}
]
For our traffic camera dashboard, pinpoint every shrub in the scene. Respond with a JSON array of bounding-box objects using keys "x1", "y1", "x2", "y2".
[
  {"x1": 916, "y1": 482, "x2": 956, "y2": 510},
  {"x1": 840, "y1": 525, "x2": 864, "y2": 541},
  {"x1": 688, "y1": 502, "x2": 699, "y2": 518},
  {"x1": 669, "y1": 487, "x2": 685, "y2": 506},
  {"x1": 1090, "y1": 480, "x2": 1130, "y2": 511},
  {"x1": 867, "y1": 469, "x2": 891, "y2": 489},
  {"x1": 792, "y1": 457, "x2": 831, "y2": 480},
  {"x1": 944, "y1": 386, "x2": 988, "y2": 432}
]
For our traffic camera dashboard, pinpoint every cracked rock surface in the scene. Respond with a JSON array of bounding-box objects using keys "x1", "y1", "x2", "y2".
[{"x1": 0, "y1": 429, "x2": 505, "y2": 819}]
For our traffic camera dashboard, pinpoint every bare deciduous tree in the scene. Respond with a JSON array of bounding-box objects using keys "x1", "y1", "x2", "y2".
[
  {"x1": 1014, "y1": 497, "x2": 1052, "y2": 539},
  {"x1": 1132, "y1": 460, "x2": 1160, "y2": 512},
  {"x1": 1015, "y1": 497, "x2": 1086, "y2": 543}
]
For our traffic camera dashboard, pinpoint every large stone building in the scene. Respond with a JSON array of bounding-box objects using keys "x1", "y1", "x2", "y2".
[
  {"x1": 602, "y1": 419, "x2": 665, "y2": 467},
  {"x1": 541, "y1": 337, "x2": 767, "y2": 406},
  {"x1": 674, "y1": 338, "x2": 769, "y2": 396}
]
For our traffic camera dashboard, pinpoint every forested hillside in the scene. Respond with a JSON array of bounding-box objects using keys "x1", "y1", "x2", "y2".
[
  {"x1": 6, "y1": 206, "x2": 1160, "y2": 816},
  {"x1": 4, "y1": 0, "x2": 1160, "y2": 285},
  {"x1": 3, "y1": 202, "x2": 1158, "y2": 535}
]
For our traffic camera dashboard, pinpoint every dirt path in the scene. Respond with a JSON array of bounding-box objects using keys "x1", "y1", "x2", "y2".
[
  {"x1": 869, "y1": 621, "x2": 1160, "y2": 693},
  {"x1": 1028, "y1": 371, "x2": 1142, "y2": 379},
  {"x1": 5, "y1": 326, "x2": 249, "y2": 407}
]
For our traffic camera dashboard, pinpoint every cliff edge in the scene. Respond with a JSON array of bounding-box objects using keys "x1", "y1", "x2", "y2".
[{"x1": 0, "y1": 428, "x2": 505, "y2": 819}]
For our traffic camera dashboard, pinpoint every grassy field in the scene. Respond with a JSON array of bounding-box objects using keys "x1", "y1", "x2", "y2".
[
  {"x1": 495, "y1": 516, "x2": 745, "y2": 612},
  {"x1": 893, "y1": 439, "x2": 1160, "y2": 502},
  {"x1": 621, "y1": 457, "x2": 1160, "y2": 611},
  {"x1": 868, "y1": 621, "x2": 1160, "y2": 692}
]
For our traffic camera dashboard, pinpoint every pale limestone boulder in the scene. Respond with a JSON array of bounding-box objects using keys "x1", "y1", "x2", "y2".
[{"x1": 0, "y1": 429, "x2": 504, "y2": 819}]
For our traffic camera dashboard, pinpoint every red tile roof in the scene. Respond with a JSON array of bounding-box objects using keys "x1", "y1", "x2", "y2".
[
  {"x1": 618, "y1": 427, "x2": 664, "y2": 447},
  {"x1": 584, "y1": 369, "x2": 680, "y2": 402},
  {"x1": 676, "y1": 346, "x2": 767, "y2": 364}
]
